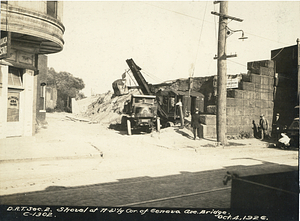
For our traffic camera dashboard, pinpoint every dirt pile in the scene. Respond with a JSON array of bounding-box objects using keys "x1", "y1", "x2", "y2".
[{"x1": 84, "y1": 90, "x2": 140, "y2": 124}]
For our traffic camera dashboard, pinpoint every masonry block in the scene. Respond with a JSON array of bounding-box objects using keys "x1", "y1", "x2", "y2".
[
  {"x1": 255, "y1": 108, "x2": 262, "y2": 116},
  {"x1": 267, "y1": 101, "x2": 274, "y2": 109},
  {"x1": 247, "y1": 60, "x2": 274, "y2": 73},
  {"x1": 243, "y1": 91, "x2": 255, "y2": 100},
  {"x1": 241, "y1": 117, "x2": 252, "y2": 127},
  {"x1": 268, "y1": 84, "x2": 274, "y2": 91},
  {"x1": 206, "y1": 125, "x2": 217, "y2": 138},
  {"x1": 235, "y1": 99, "x2": 243, "y2": 107},
  {"x1": 255, "y1": 88, "x2": 272, "y2": 94},
  {"x1": 227, "y1": 116, "x2": 241, "y2": 125},
  {"x1": 227, "y1": 89, "x2": 244, "y2": 99},
  {"x1": 241, "y1": 82, "x2": 255, "y2": 91},
  {"x1": 262, "y1": 101, "x2": 268, "y2": 109},
  {"x1": 261, "y1": 84, "x2": 268, "y2": 90},
  {"x1": 267, "y1": 109, "x2": 273, "y2": 117},
  {"x1": 227, "y1": 98, "x2": 235, "y2": 107},
  {"x1": 260, "y1": 67, "x2": 274, "y2": 77},
  {"x1": 250, "y1": 91, "x2": 255, "y2": 100},
  {"x1": 206, "y1": 105, "x2": 216, "y2": 114},
  {"x1": 237, "y1": 107, "x2": 244, "y2": 115},
  {"x1": 242, "y1": 74, "x2": 251, "y2": 82},
  {"x1": 266, "y1": 76, "x2": 274, "y2": 86},
  {"x1": 227, "y1": 107, "x2": 237, "y2": 116},
  {"x1": 244, "y1": 108, "x2": 255, "y2": 116},
  {"x1": 251, "y1": 74, "x2": 262, "y2": 85},
  {"x1": 200, "y1": 114, "x2": 216, "y2": 125},
  {"x1": 261, "y1": 92, "x2": 269, "y2": 100},
  {"x1": 243, "y1": 99, "x2": 249, "y2": 107},
  {"x1": 239, "y1": 125, "x2": 252, "y2": 134},
  {"x1": 249, "y1": 99, "x2": 255, "y2": 108},
  {"x1": 254, "y1": 92, "x2": 260, "y2": 100},
  {"x1": 255, "y1": 100, "x2": 262, "y2": 108},
  {"x1": 227, "y1": 126, "x2": 239, "y2": 135}
]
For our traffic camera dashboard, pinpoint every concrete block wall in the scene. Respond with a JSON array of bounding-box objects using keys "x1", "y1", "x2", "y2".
[
  {"x1": 199, "y1": 114, "x2": 216, "y2": 138},
  {"x1": 226, "y1": 60, "x2": 274, "y2": 136},
  {"x1": 200, "y1": 60, "x2": 275, "y2": 138}
]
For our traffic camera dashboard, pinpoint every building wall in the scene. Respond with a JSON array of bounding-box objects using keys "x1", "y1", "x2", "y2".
[
  {"x1": 152, "y1": 60, "x2": 275, "y2": 138},
  {"x1": 200, "y1": 60, "x2": 275, "y2": 138},
  {"x1": 36, "y1": 54, "x2": 48, "y2": 123},
  {"x1": 271, "y1": 44, "x2": 299, "y2": 127},
  {"x1": 46, "y1": 87, "x2": 57, "y2": 110},
  {"x1": 0, "y1": 1, "x2": 64, "y2": 138},
  {"x1": 8, "y1": 1, "x2": 63, "y2": 22}
]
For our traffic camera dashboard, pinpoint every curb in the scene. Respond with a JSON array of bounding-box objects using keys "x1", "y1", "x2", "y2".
[{"x1": 0, "y1": 153, "x2": 103, "y2": 164}]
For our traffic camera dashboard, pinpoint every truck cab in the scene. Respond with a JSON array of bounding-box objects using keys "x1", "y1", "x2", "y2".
[{"x1": 122, "y1": 94, "x2": 160, "y2": 135}]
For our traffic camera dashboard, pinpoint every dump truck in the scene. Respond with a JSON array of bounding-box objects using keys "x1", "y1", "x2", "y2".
[
  {"x1": 125, "y1": 58, "x2": 204, "y2": 126},
  {"x1": 122, "y1": 94, "x2": 160, "y2": 135}
]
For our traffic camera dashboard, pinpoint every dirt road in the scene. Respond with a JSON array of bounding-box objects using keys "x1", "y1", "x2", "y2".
[{"x1": 0, "y1": 112, "x2": 298, "y2": 208}]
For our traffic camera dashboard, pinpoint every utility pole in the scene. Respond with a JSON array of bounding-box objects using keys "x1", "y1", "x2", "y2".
[
  {"x1": 297, "y1": 38, "x2": 300, "y2": 100},
  {"x1": 216, "y1": 1, "x2": 228, "y2": 146},
  {"x1": 212, "y1": 1, "x2": 245, "y2": 146}
]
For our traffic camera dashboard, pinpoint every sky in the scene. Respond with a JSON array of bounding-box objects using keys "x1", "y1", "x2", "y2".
[{"x1": 47, "y1": 1, "x2": 300, "y2": 96}]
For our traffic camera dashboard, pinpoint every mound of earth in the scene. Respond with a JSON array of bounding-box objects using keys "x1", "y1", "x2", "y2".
[{"x1": 84, "y1": 90, "x2": 140, "y2": 124}]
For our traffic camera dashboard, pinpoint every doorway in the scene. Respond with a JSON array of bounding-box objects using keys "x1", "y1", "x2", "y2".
[{"x1": 6, "y1": 67, "x2": 24, "y2": 137}]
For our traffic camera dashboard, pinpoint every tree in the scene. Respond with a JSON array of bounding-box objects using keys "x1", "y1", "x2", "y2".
[{"x1": 47, "y1": 68, "x2": 85, "y2": 111}]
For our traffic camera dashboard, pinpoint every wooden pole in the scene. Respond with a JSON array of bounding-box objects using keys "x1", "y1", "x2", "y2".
[
  {"x1": 297, "y1": 38, "x2": 300, "y2": 101},
  {"x1": 216, "y1": 1, "x2": 228, "y2": 146}
]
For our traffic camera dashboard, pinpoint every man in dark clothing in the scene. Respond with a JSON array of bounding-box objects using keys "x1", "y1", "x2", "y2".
[
  {"x1": 259, "y1": 114, "x2": 269, "y2": 140},
  {"x1": 272, "y1": 113, "x2": 281, "y2": 140},
  {"x1": 191, "y1": 108, "x2": 201, "y2": 140}
]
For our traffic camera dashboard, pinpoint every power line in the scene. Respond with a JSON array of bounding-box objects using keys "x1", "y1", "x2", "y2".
[
  {"x1": 245, "y1": 32, "x2": 291, "y2": 46},
  {"x1": 227, "y1": 59, "x2": 247, "y2": 67},
  {"x1": 144, "y1": 2, "x2": 214, "y2": 24},
  {"x1": 191, "y1": 1, "x2": 208, "y2": 78},
  {"x1": 145, "y1": 2, "x2": 294, "y2": 47}
]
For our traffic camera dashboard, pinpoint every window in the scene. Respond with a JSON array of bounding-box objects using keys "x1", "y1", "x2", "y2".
[
  {"x1": 8, "y1": 67, "x2": 23, "y2": 88},
  {"x1": 7, "y1": 91, "x2": 20, "y2": 122},
  {"x1": 47, "y1": 1, "x2": 57, "y2": 18},
  {"x1": 40, "y1": 84, "x2": 46, "y2": 111}
]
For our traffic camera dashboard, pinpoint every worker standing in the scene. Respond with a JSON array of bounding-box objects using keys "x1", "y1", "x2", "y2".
[
  {"x1": 191, "y1": 108, "x2": 201, "y2": 140},
  {"x1": 259, "y1": 114, "x2": 269, "y2": 140},
  {"x1": 272, "y1": 113, "x2": 281, "y2": 140}
]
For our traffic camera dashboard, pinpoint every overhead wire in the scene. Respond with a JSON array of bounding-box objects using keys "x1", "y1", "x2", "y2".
[
  {"x1": 145, "y1": 2, "x2": 294, "y2": 47},
  {"x1": 191, "y1": 1, "x2": 208, "y2": 78},
  {"x1": 227, "y1": 59, "x2": 247, "y2": 67},
  {"x1": 214, "y1": 3, "x2": 218, "y2": 45},
  {"x1": 144, "y1": 2, "x2": 214, "y2": 25}
]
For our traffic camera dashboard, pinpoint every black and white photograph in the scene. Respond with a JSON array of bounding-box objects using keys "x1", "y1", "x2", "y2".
[{"x1": 0, "y1": 1, "x2": 299, "y2": 220}]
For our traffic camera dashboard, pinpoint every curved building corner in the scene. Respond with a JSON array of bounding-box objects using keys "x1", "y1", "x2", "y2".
[{"x1": 0, "y1": 1, "x2": 65, "y2": 138}]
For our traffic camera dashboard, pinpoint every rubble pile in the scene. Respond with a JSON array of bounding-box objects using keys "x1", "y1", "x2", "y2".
[{"x1": 84, "y1": 89, "x2": 140, "y2": 124}]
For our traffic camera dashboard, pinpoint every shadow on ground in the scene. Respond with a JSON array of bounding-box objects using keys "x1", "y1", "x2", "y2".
[{"x1": 0, "y1": 160, "x2": 297, "y2": 218}]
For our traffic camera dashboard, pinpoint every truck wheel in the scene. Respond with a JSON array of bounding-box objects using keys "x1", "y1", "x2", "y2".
[
  {"x1": 156, "y1": 118, "x2": 161, "y2": 132},
  {"x1": 121, "y1": 116, "x2": 127, "y2": 129},
  {"x1": 127, "y1": 119, "x2": 132, "y2": 135}
]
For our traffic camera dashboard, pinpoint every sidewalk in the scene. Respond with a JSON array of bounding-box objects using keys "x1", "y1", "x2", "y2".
[
  {"x1": 0, "y1": 131, "x2": 270, "y2": 163},
  {"x1": 0, "y1": 132, "x2": 102, "y2": 163}
]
